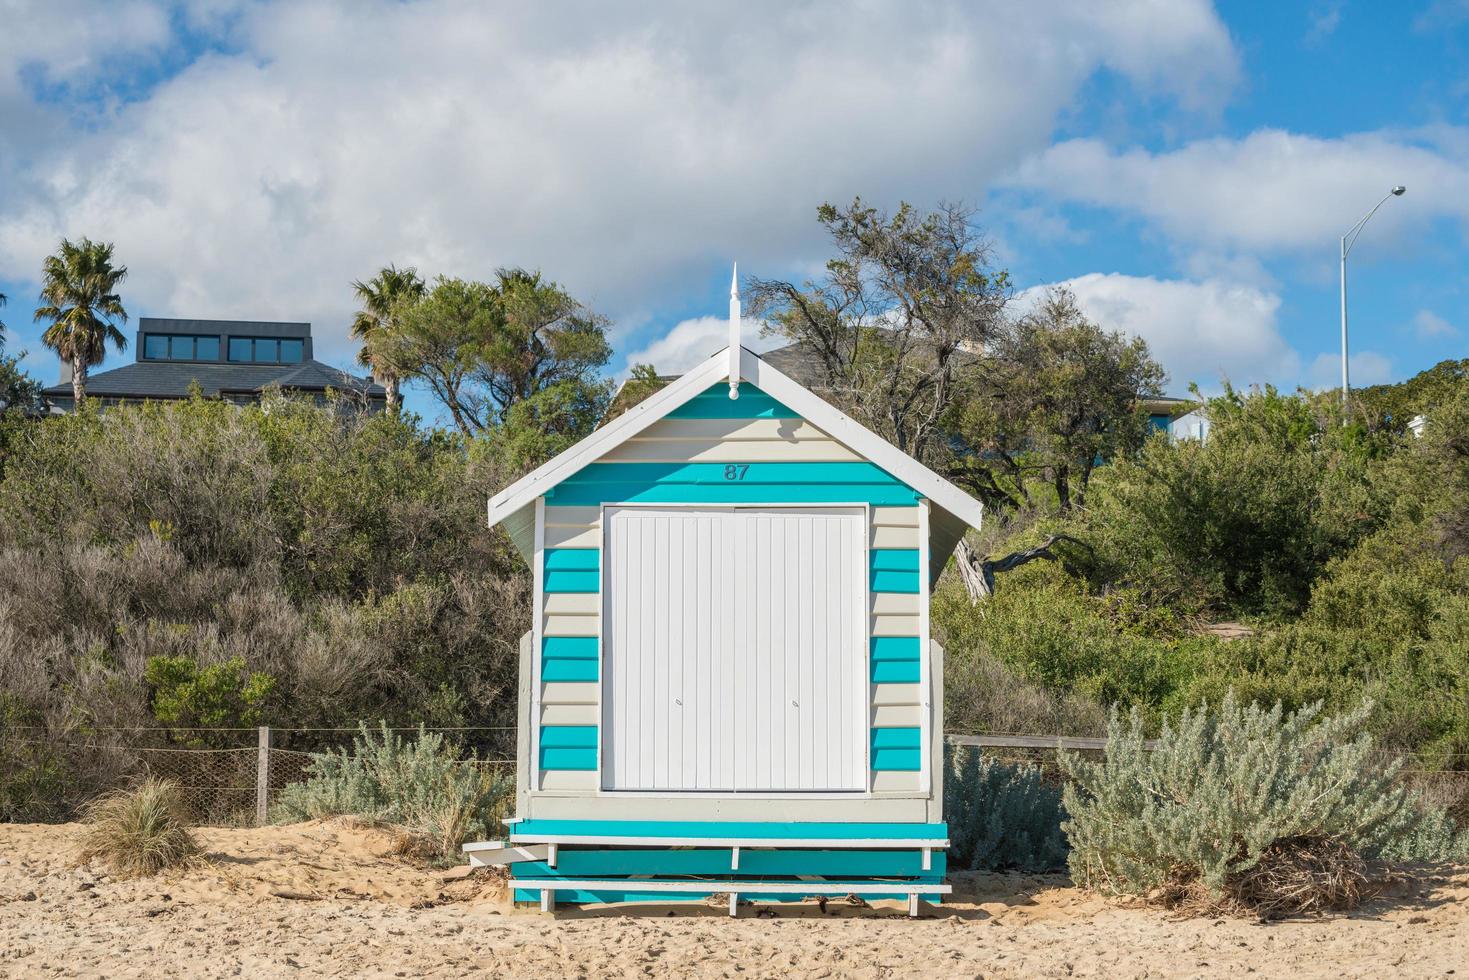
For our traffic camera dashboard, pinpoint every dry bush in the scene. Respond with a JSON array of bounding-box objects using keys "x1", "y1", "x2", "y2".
[
  {"x1": 1158, "y1": 836, "x2": 1374, "y2": 920},
  {"x1": 76, "y1": 778, "x2": 201, "y2": 878}
]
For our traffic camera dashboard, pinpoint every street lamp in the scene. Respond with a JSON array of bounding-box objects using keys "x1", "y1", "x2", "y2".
[{"x1": 1339, "y1": 185, "x2": 1406, "y2": 412}]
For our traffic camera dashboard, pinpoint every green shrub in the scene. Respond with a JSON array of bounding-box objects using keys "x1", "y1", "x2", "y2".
[
  {"x1": 272, "y1": 722, "x2": 513, "y2": 861},
  {"x1": 144, "y1": 655, "x2": 276, "y2": 737},
  {"x1": 1060, "y1": 697, "x2": 1467, "y2": 914},
  {"x1": 77, "y1": 778, "x2": 200, "y2": 878},
  {"x1": 944, "y1": 747, "x2": 1067, "y2": 871}
]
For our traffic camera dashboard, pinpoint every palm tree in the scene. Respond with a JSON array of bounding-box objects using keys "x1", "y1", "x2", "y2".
[
  {"x1": 350, "y1": 265, "x2": 425, "y2": 411},
  {"x1": 0, "y1": 291, "x2": 7, "y2": 344},
  {"x1": 34, "y1": 238, "x2": 129, "y2": 406}
]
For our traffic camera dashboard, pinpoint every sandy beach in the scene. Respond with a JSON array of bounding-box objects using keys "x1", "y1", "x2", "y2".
[{"x1": 0, "y1": 820, "x2": 1465, "y2": 979}]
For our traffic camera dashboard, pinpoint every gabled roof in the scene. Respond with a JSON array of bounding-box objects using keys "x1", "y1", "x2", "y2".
[
  {"x1": 488, "y1": 346, "x2": 984, "y2": 582},
  {"x1": 41, "y1": 359, "x2": 385, "y2": 400}
]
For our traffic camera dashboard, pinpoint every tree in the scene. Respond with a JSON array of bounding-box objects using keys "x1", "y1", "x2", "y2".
[
  {"x1": 950, "y1": 286, "x2": 1165, "y2": 513},
  {"x1": 350, "y1": 265, "x2": 425, "y2": 412},
  {"x1": 0, "y1": 355, "x2": 43, "y2": 416},
  {"x1": 0, "y1": 291, "x2": 8, "y2": 342},
  {"x1": 748, "y1": 199, "x2": 1010, "y2": 468},
  {"x1": 380, "y1": 270, "x2": 611, "y2": 442},
  {"x1": 33, "y1": 238, "x2": 129, "y2": 405}
]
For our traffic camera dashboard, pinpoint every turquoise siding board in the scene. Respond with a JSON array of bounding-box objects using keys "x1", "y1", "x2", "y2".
[
  {"x1": 870, "y1": 549, "x2": 920, "y2": 572},
  {"x1": 871, "y1": 747, "x2": 923, "y2": 771},
  {"x1": 542, "y1": 636, "x2": 599, "y2": 682},
  {"x1": 540, "y1": 725, "x2": 598, "y2": 748},
  {"x1": 870, "y1": 727, "x2": 921, "y2": 749},
  {"x1": 539, "y1": 720, "x2": 597, "y2": 769},
  {"x1": 512, "y1": 819, "x2": 946, "y2": 839},
  {"x1": 666, "y1": 383, "x2": 798, "y2": 419},
  {"x1": 544, "y1": 461, "x2": 921, "y2": 507},
  {"x1": 870, "y1": 636, "x2": 921, "y2": 661},
  {"x1": 542, "y1": 660, "x2": 598, "y2": 682},
  {"x1": 512, "y1": 848, "x2": 945, "y2": 878},
  {"x1": 544, "y1": 549, "x2": 600, "y2": 571},
  {"x1": 544, "y1": 569, "x2": 600, "y2": 592},
  {"x1": 539, "y1": 747, "x2": 598, "y2": 770},
  {"x1": 871, "y1": 568, "x2": 921, "y2": 593},
  {"x1": 871, "y1": 660, "x2": 920, "y2": 683},
  {"x1": 542, "y1": 636, "x2": 598, "y2": 658},
  {"x1": 549, "y1": 482, "x2": 920, "y2": 506}
]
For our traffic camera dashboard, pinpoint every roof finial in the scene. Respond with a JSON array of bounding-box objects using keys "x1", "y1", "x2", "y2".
[{"x1": 728, "y1": 261, "x2": 741, "y2": 400}]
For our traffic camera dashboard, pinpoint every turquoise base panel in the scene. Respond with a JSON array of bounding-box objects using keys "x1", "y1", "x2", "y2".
[
  {"x1": 514, "y1": 888, "x2": 945, "y2": 905},
  {"x1": 512, "y1": 848, "x2": 945, "y2": 878},
  {"x1": 512, "y1": 819, "x2": 946, "y2": 839}
]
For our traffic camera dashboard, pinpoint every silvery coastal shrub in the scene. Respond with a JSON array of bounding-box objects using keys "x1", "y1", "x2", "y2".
[
  {"x1": 944, "y1": 747, "x2": 1068, "y2": 872},
  {"x1": 1059, "y1": 695, "x2": 1466, "y2": 900}
]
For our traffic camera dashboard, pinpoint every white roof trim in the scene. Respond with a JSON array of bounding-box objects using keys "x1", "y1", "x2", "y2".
[{"x1": 486, "y1": 346, "x2": 983, "y2": 538}]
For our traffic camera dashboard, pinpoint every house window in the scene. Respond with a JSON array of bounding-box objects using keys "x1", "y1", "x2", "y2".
[
  {"x1": 227, "y1": 337, "x2": 306, "y2": 364},
  {"x1": 143, "y1": 334, "x2": 223, "y2": 361}
]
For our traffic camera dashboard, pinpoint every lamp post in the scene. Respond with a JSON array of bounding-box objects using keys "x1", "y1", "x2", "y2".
[{"x1": 1339, "y1": 185, "x2": 1405, "y2": 413}]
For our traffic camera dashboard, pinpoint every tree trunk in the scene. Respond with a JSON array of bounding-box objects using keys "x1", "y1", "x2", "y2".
[
  {"x1": 384, "y1": 374, "x2": 398, "y2": 413},
  {"x1": 71, "y1": 361, "x2": 86, "y2": 407},
  {"x1": 954, "y1": 534, "x2": 1092, "y2": 604}
]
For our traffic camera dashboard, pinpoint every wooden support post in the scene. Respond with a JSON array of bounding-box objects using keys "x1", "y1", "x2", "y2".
[
  {"x1": 728, "y1": 893, "x2": 738, "y2": 918},
  {"x1": 255, "y1": 726, "x2": 271, "y2": 826},
  {"x1": 921, "y1": 846, "x2": 931, "y2": 871},
  {"x1": 541, "y1": 889, "x2": 554, "y2": 913},
  {"x1": 547, "y1": 843, "x2": 558, "y2": 868},
  {"x1": 908, "y1": 894, "x2": 919, "y2": 918},
  {"x1": 730, "y1": 845, "x2": 740, "y2": 870}
]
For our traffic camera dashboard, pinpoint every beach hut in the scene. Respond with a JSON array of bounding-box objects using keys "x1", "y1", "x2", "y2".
[{"x1": 464, "y1": 271, "x2": 984, "y2": 916}]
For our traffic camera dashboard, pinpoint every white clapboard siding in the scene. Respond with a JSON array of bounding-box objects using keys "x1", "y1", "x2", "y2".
[
  {"x1": 872, "y1": 506, "x2": 921, "y2": 527},
  {"x1": 543, "y1": 614, "x2": 599, "y2": 636},
  {"x1": 542, "y1": 506, "x2": 602, "y2": 527},
  {"x1": 544, "y1": 593, "x2": 600, "y2": 616},
  {"x1": 870, "y1": 524, "x2": 921, "y2": 549},
  {"x1": 871, "y1": 614, "x2": 922, "y2": 637},
  {"x1": 871, "y1": 593, "x2": 922, "y2": 616},
  {"x1": 603, "y1": 506, "x2": 866, "y2": 792},
  {"x1": 541, "y1": 702, "x2": 599, "y2": 726},
  {"x1": 870, "y1": 704, "x2": 923, "y2": 727},
  {"x1": 870, "y1": 683, "x2": 923, "y2": 706},
  {"x1": 540, "y1": 770, "x2": 599, "y2": 791},
  {"x1": 871, "y1": 771, "x2": 922, "y2": 793},
  {"x1": 544, "y1": 524, "x2": 601, "y2": 548},
  {"x1": 541, "y1": 682, "x2": 599, "y2": 705}
]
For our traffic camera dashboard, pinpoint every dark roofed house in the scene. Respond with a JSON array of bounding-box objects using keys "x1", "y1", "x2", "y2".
[{"x1": 42, "y1": 318, "x2": 386, "y2": 413}]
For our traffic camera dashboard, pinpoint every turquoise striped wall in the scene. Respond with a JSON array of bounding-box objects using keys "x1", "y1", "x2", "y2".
[{"x1": 537, "y1": 381, "x2": 927, "y2": 789}]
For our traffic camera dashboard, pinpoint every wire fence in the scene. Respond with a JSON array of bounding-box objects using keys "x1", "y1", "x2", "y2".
[
  {"x1": 4, "y1": 725, "x2": 517, "y2": 826},
  {"x1": 9, "y1": 727, "x2": 1468, "y2": 825}
]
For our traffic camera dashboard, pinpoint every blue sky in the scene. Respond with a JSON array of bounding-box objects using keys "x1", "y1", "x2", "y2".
[{"x1": 1, "y1": 1, "x2": 1465, "y2": 421}]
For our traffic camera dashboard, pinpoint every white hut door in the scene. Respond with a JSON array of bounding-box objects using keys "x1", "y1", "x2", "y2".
[{"x1": 602, "y1": 506, "x2": 867, "y2": 792}]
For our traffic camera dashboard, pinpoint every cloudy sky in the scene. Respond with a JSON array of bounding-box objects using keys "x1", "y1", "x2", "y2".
[{"x1": 1, "y1": 1, "x2": 1465, "y2": 415}]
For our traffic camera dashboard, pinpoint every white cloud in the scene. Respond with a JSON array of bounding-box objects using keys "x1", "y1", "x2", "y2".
[
  {"x1": 1020, "y1": 273, "x2": 1300, "y2": 391},
  {"x1": 1309, "y1": 350, "x2": 1394, "y2": 389},
  {"x1": 620, "y1": 316, "x2": 780, "y2": 376},
  {"x1": 0, "y1": 0, "x2": 1239, "y2": 366},
  {"x1": 1414, "y1": 309, "x2": 1460, "y2": 340},
  {"x1": 1008, "y1": 128, "x2": 1469, "y2": 254}
]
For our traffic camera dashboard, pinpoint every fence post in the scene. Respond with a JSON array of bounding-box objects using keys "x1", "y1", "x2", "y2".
[{"x1": 256, "y1": 726, "x2": 271, "y2": 826}]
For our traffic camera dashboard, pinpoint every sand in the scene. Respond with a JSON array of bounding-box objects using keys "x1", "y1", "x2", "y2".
[{"x1": 0, "y1": 820, "x2": 1466, "y2": 979}]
